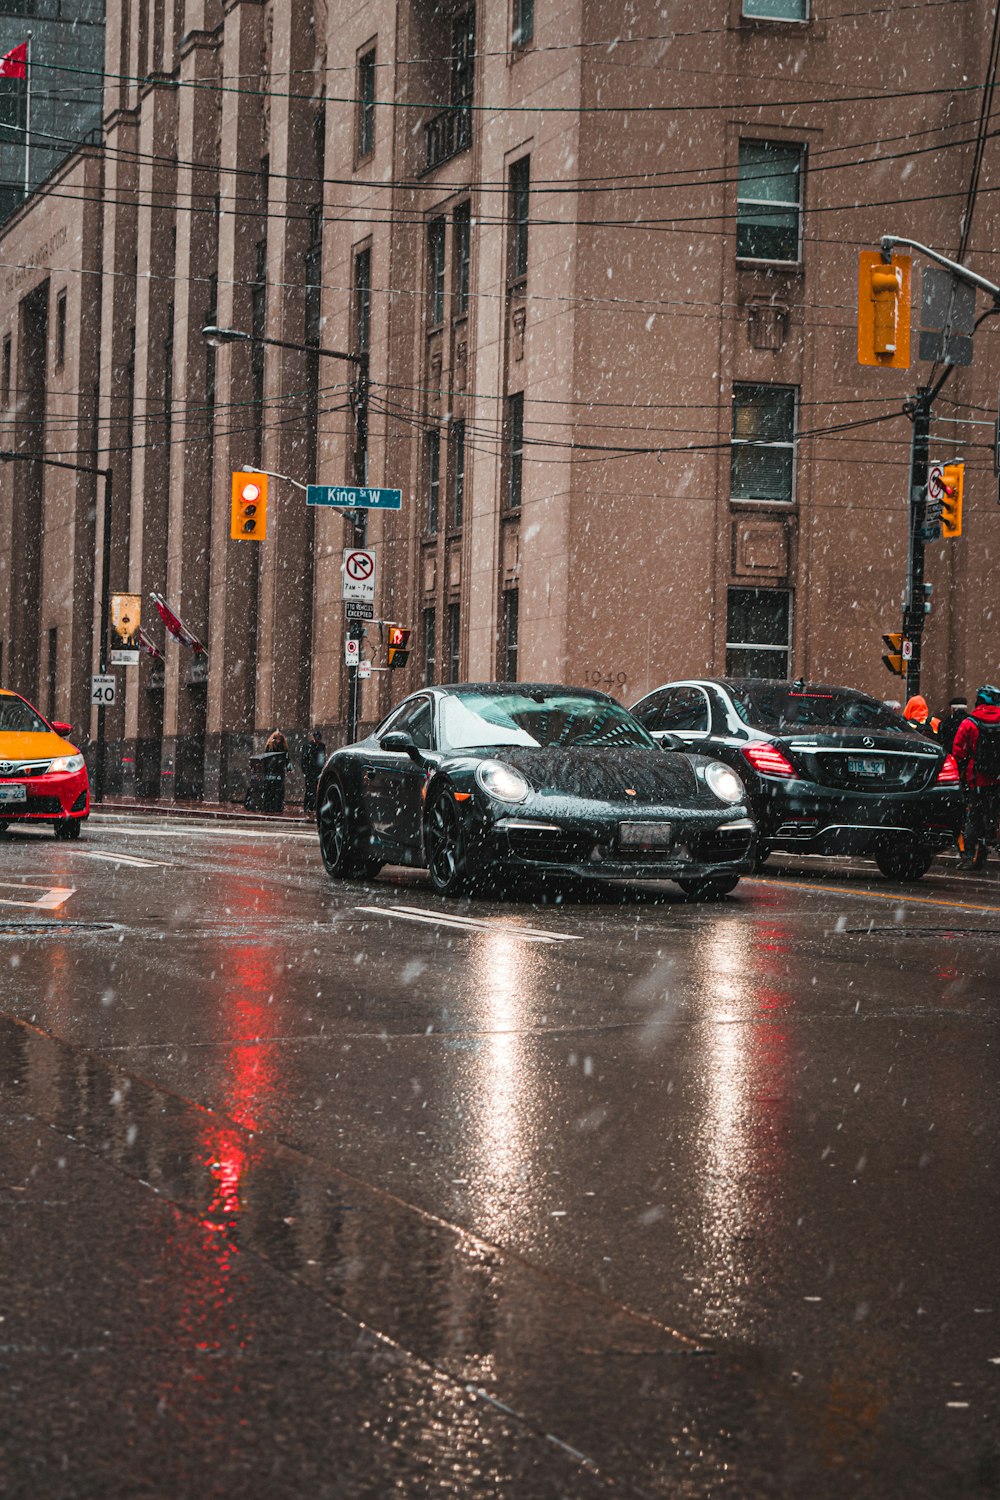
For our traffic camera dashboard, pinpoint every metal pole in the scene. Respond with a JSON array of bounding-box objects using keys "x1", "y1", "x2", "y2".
[
  {"x1": 22, "y1": 33, "x2": 31, "y2": 200},
  {"x1": 346, "y1": 359, "x2": 369, "y2": 745},
  {"x1": 94, "y1": 466, "x2": 113, "y2": 802},
  {"x1": 904, "y1": 389, "x2": 931, "y2": 698}
]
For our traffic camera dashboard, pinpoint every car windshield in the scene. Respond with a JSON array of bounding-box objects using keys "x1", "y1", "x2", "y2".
[
  {"x1": 438, "y1": 690, "x2": 655, "y2": 752},
  {"x1": 728, "y1": 684, "x2": 908, "y2": 732},
  {"x1": 0, "y1": 696, "x2": 48, "y2": 733}
]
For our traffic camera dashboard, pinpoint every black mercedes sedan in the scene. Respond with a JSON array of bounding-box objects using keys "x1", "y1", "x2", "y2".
[
  {"x1": 316, "y1": 683, "x2": 756, "y2": 899},
  {"x1": 631, "y1": 678, "x2": 963, "y2": 881}
]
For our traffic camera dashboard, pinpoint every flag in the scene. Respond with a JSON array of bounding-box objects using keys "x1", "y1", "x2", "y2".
[
  {"x1": 150, "y1": 592, "x2": 206, "y2": 655},
  {"x1": 136, "y1": 626, "x2": 163, "y2": 662},
  {"x1": 0, "y1": 43, "x2": 27, "y2": 79}
]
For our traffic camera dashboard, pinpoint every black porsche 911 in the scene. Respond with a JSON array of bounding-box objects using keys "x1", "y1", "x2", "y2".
[{"x1": 315, "y1": 683, "x2": 756, "y2": 899}]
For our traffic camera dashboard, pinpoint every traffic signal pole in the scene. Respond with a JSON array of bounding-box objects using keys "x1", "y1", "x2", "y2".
[
  {"x1": 346, "y1": 358, "x2": 369, "y2": 745},
  {"x1": 903, "y1": 387, "x2": 931, "y2": 698}
]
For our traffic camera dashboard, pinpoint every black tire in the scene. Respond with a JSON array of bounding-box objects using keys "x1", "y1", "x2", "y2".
[
  {"x1": 53, "y1": 820, "x2": 82, "y2": 841},
  {"x1": 318, "y1": 778, "x2": 381, "y2": 881},
  {"x1": 751, "y1": 844, "x2": 771, "y2": 872},
  {"x1": 875, "y1": 843, "x2": 935, "y2": 881},
  {"x1": 425, "y1": 790, "x2": 475, "y2": 897},
  {"x1": 677, "y1": 873, "x2": 741, "y2": 900},
  {"x1": 0, "y1": 821, "x2": 8, "y2": 835}
]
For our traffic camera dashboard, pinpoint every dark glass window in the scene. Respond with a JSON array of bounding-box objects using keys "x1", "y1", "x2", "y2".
[
  {"x1": 426, "y1": 429, "x2": 441, "y2": 533},
  {"x1": 501, "y1": 588, "x2": 519, "y2": 681},
  {"x1": 451, "y1": 9, "x2": 475, "y2": 107},
  {"x1": 422, "y1": 608, "x2": 436, "y2": 686},
  {"x1": 428, "y1": 217, "x2": 446, "y2": 325},
  {"x1": 639, "y1": 686, "x2": 710, "y2": 734},
  {"x1": 737, "y1": 141, "x2": 803, "y2": 262},
  {"x1": 46, "y1": 626, "x2": 56, "y2": 721},
  {"x1": 55, "y1": 291, "x2": 66, "y2": 369},
  {"x1": 505, "y1": 392, "x2": 524, "y2": 510},
  {"x1": 731, "y1": 383, "x2": 796, "y2": 502},
  {"x1": 357, "y1": 47, "x2": 376, "y2": 159},
  {"x1": 453, "y1": 202, "x2": 471, "y2": 316},
  {"x1": 744, "y1": 0, "x2": 806, "y2": 16},
  {"x1": 509, "y1": 155, "x2": 530, "y2": 281},
  {"x1": 447, "y1": 601, "x2": 461, "y2": 682},
  {"x1": 353, "y1": 245, "x2": 371, "y2": 353},
  {"x1": 449, "y1": 419, "x2": 465, "y2": 529},
  {"x1": 2, "y1": 336, "x2": 10, "y2": 405},
  {"x1": 512, "y1": 0, "x2": 534, "y2": 47},
  {"x1": 726, "y1": 588, "x2": 791, "y2": 678}
]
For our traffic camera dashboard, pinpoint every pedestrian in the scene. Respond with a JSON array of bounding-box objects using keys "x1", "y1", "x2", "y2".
[
  {"x1": 937, "y1": 695, "x2": 969, "y2": 756},
  {"x1": 952, "y1": 684, "x2": 1000, "y2": 870},
  {"x1": 902, "y1": 695, "x2": 940, "y2": 735},
  {"x1": 262, "y1": 729, "x2": 290, "y2": 813},
  {"x1": 300, "y1": 727, "x2": 326, "y2": 815}
]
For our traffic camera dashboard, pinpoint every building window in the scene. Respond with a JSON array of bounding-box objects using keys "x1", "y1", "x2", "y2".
[
  {"x1": 447, "y1": 601, "x2": 461, "y2": 682},
  {"x1": 46, "y1": 626, "x2": 57, "y2": 720},
  {"x1": 250, "y1": 240, "x2": 267, "y2": 464},
  {"x1": 731, "y1": 384, "x2": 796, "y2": 503},
  {"x1": 449, "y1": 419, "x2": 465, "y2": 528},
  {"x1": 508, "y1": 155, "x2": 530, "y2": 282},
  {"x1": 422, "y1": 607, "x2": 436, "y2": 685},
  {"x1": 501, "y1": 588, "x2": 519, "y2": 681},
  {"x1": 2, "y1": 336, "x2": 10, "y2": 406},
  {"x1": 737, "y1": 140, "x2": 803, "y2": 263},
  {"x1": 451, "y1": 9, "x2": 475, "y2": 110},
  {"x1": 352, "y1": 244, "x2": 371, "y2": 354},
  {"x1": 426, "y1": 429, "x2": 441, "y2": 533},
  {"x1": 55, "y1": 291, "x2": 66, "y2": 369},
  {"x1": 512, "y1": 0, "x2": 534, "y2": 47},
  {"x1": 427, "y1": 217, "x2": 446, "y2": 326},
  {"x1": 453, "y1": 202, "x2": 471, "y2": 316},
  {"x1": 726, "y1": 588, "x2": 791, "y2": 678},
  {"x1": 744, "y1": 0, "x2": 806, "y2": 16},
  {"x1": 357, "y1": 46, "x2": 376, "y2": 160},
  {"x1": 504, "y1": 392, "x2": 524, "y2": 510}
]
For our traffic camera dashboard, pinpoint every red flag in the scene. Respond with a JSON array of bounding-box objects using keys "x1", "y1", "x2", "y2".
[
  {"x1": 136, "y1": 626, "x2": 164, "y2": 662},
  {"x1": 150, "y1": 592, "x2": 206, "y2": 655},
  {"x1": 0, "y1": 43, "x2": 27, "y2": 79}
]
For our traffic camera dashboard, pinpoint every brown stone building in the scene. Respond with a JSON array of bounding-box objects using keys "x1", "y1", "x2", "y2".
[{"x1": 0, "y1": 0, "x2": 998, "y2": 802}]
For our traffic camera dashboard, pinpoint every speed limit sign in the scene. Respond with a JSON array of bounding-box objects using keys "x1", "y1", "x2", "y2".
[{"x1": 91, "y1": 674, "x2": 116, "y2": 706}]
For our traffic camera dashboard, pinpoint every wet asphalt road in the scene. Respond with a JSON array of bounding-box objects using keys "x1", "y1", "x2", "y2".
[{"x1": 0, "y1": 813, "x2": 998, "y2": 1498}]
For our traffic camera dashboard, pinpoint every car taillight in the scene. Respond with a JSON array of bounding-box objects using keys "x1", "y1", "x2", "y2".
[
  {"x1": 742, "y1": 743, "x2": 796, "y2": 779},
  {"x1": 935, "y1": 754, "x2": 960, "y2": 785}
]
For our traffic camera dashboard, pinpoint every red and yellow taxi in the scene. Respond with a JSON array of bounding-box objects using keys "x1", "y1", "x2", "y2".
[{"x1": 0, "y1": 689, "x2": 89, "y2": 838}]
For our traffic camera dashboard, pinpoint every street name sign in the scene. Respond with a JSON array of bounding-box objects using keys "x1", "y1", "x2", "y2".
[
  {"x1": 342, "y1": 548, "x2": 377, "y2": 602},
  {"x1": 308, "y1": 485, "x2": 402, "y2": 511}
]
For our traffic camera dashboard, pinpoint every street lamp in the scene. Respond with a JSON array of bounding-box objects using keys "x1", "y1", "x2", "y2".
[
  {"x1": 0, "y1": 448, "x2": 114, "y2": 801},
  {"x1": 202, "y1": 324, "x2": 362, "y2": 367}
]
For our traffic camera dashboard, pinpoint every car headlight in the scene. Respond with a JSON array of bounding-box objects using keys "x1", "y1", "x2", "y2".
[
  {"x1": 48, "y1": 754, "x2": 85, "y2": 775},
  {"x1": 475, "y1": 760, "x2": 530, "y2": 804},
  {"x1": 703, "y1": 761, "x2": 745, "y2": 805}
]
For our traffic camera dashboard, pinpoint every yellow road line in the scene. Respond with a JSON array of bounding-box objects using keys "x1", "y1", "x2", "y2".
[{"x1": 750, "y1": 876, "x2": 1000, "y2": 916}]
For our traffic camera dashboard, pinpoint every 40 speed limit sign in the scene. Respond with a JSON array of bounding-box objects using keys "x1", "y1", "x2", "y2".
[{"x1": 91, "y1": 674, "x2": 117, "y2": 706}]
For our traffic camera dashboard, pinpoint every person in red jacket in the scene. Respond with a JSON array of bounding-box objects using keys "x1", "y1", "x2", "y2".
[{"x1": 952, "y1": 684, "x2": 1000, "y2": 869}]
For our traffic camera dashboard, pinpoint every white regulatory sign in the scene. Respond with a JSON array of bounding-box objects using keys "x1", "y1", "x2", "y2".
[
  {"x1": 342, "y1": 548, "x2": 377, "y2": 602},
  {"x1": 91, "y1": 674, "x2": 117, "y2": 706},
  {"x1": 344, "y1": 637, "x2": 360, "y2": 666}
]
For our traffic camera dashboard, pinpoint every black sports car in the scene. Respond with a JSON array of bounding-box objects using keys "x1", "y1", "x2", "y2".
[
  {"x1": 316, "y1": 683, "x2": 756, "y2": 899},
  {"x1": 631, "y1": 677, "x2": 963, "y2": 881}
]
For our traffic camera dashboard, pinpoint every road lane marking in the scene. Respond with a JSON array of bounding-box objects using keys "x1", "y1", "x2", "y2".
[
  {"x1": 753, "y1": 875, "x2": 1000, "y2": 916},
  {"x1": 355, "y1": 904, "x2": 580, "y2": 943},
  {"x1": 0, "y1": 882, "x2": 75, "y2": 910},
  {"x1": 78, "y1": 850, "x2": 172, "y2": 868}
]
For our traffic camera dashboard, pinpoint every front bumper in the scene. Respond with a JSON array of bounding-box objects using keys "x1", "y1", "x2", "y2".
[
  {"x1": 490, "y1": 812, "x2": 756, "y2": 880},
  {"x1": 755, "y1": 780, "x2": 961, "y2": 854},
  {"x1": 0, "y1": 768, "x2": 90, "y2": 822}
]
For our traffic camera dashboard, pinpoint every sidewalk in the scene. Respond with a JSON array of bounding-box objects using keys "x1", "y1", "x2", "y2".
[{"x1": 93, "y1": 795, "x2": 311, "y2": 825}]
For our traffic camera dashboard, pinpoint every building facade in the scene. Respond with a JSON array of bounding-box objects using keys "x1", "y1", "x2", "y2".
[{"x1": 0, "y1": 0, "x2": 998, "y2": 803}]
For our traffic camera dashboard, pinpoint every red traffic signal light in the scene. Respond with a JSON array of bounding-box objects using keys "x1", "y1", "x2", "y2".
[
  {"x1": 231, "y1": 471, "x2": 268, "y2": 541},
  {"x1": 387, "y1": 625, "x2": 412, "y2": 669}
]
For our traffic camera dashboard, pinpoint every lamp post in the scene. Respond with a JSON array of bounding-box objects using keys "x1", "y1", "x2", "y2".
[
  {"x1": 0, "y1": 448, "x2": 114, "y2": 801},
  {"x1": 202, "y1": 324, "x2": 370, "y2": 742}
]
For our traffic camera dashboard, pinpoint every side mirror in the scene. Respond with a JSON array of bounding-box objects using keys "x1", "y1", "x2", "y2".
[
  {"x1": 51, "y1": 721, "x2": 73, "y2": 736},
  {"x1": 380, "y1": 730, "x2": 425, "y2": 763},
  {"x1": 653, "y1": 730, "x2": 686, "y2": 752}
]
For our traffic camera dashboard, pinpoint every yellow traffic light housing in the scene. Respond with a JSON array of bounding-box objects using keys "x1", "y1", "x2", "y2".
[
  {"x1": 387, "y1": 625, "x2": 412, "y2": 669},
  {"x1": 231, "y1": 471, "x2": 268, "y2": 541},
  {"x1": 858, "y1": 252, "x2": 912, "y2": 368},
  {"x1": 882, "y1": 632, "x2": 906, "y2": 677},
  {"x1": 940, "y1": 461, "x2": 964, "y2": 538}
]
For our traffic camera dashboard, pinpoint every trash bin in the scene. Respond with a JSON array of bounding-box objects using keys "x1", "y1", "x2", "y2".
[{"x1": 244, "y1": 751, "x2": 287, "y2": 813}]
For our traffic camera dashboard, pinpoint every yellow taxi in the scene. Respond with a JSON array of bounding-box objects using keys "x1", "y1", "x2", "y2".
[{"x1": 0, "y1": 689, "x2": 89, "y2": 838}]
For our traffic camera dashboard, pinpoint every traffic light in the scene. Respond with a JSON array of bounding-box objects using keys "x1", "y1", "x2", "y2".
[
  {"x1": 230, "y1": 470, "x2": 268, "y2": 541},
  {"x1": 882, "y1": 632, "x2": 906, "y2": 677},
  {"x1": 940, "y1": 461, "x2": 964, "y2": 538},
  {"x1": 858, "y1": 251, "x2": 911, "y2": 368},
  {"x1": 387, "y1": 625, "x2": 412, "y2": 669}
]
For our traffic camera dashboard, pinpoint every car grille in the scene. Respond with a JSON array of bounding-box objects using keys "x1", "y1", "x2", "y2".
[
  {"x1": 504, "y1": 827, "x2": 596, "y2": 863},
  {"x1": 804, "y1": 752, "x2": 937, "y2": 793},
  {"x1": 26, "y1": 795, "x2": 63, "y2": 814},
  {"x1": 0, "y1": 760, "x2": 51, "y2": 779},
  {"x1": 688, "y1": 826, "x2": 755, "y2": 862}
]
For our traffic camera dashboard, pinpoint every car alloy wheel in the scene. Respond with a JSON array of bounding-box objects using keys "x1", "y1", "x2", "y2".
[
  {"x1": 426, "y1": 791, "x2": 473, "y2": 897},
  {"x1": 318, "y1": 778, "x2": 381, "y2": 881}
]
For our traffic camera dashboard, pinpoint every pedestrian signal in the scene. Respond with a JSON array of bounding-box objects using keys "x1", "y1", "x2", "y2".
[
  {"x1": 858, "y1": 251, "x2": 911, "y2": 368},
  {"x1": 882, "y1": 632, "x2": 906, "y2": 678},
  {"x1": 231, "y1": 471, "x2": 268, "y2": 541},
  {"x1": 387, "y1": 625, "x2": 412, "y2": 669},
  {"x1": 940, "y1": 461, "x2": 964, "y2": 538}
]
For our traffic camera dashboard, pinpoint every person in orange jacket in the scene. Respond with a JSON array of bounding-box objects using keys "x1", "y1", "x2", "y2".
[{"x1": 903, "y1": 695, "x2": 941, "y2": 735}]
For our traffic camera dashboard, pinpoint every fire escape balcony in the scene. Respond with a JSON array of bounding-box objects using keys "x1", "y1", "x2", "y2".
[{"x1": 422, "y1": 104, "x2": 472, "y2": 175}]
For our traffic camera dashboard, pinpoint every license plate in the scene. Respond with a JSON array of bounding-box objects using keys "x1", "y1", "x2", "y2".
[
  {"x1": 0, "y1": 784, "x2": 26, "y2": 803},
  {"x1": 620, "y1": 821, "x2": 672, "y2": 849},
  {"x1": 847, "y1": 757, "x2": 885, "y2": 776}
]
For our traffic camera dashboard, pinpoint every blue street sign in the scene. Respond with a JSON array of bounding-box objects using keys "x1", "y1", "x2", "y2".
[{"x1": 307, "y1": 485, "x2": 402, "y2": 511}]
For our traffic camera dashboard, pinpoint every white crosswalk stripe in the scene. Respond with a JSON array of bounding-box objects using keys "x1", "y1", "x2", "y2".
[{"x1": 355, "y1": 904, "x2": 580, "y2": 943}]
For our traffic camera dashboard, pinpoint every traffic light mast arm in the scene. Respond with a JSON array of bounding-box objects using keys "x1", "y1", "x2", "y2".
[{"x1": 880, "y1": 236, "x2": 1000, "y2": 306}]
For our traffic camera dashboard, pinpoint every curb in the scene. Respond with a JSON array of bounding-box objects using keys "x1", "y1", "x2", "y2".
[{"x1": 91, "y1": 800, "x2": 312, "y2": 827}]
